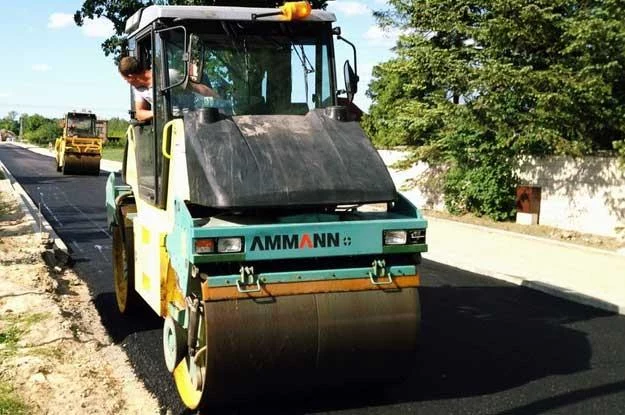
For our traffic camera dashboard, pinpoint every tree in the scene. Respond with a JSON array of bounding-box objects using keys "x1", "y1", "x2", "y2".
[
  {"x1": 21, "y1": 114, "x2": 62, "y2": 145},
  {"x1": 364, "y1": 0, "x2": 625, "y2": 219},
  {"x1": 75, "y1": 0, "x2": 328, "y2": 61},
  {"x1": 0, "y1": 112, "x2": 19, "y2": 135},
  {"x1": 107, "y1": 117, "x2": 130, "y2": 138}
]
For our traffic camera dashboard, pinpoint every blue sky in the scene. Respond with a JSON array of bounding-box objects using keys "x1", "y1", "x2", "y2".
[{"x1": 0, "y1": 0, "x2": 400, "y2": 120}]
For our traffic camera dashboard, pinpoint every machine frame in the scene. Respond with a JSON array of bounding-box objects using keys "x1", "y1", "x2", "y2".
[{"x1": 106, "y1": 2, "x2": 428, "y2": 410}]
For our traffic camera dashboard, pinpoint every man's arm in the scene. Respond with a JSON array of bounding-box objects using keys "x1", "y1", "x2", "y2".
[
  {"x1": 189, "y1": 82, "x2": 219, "y2": 98},
  {"x1": 134, "y1": 99, "x2": 153, "y2": 122}
]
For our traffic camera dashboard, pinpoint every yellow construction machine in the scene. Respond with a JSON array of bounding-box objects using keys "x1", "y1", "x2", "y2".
[
  {"x1": 55, "y1": 111, "x2": 102, "y2": 175},
  {"x1": 106, "y1": 1, "x2": 428, "y2": 410}
]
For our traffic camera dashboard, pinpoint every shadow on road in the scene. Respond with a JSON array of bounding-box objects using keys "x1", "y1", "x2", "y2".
[
  {"x1": 167, "y1": 261, "x2": 609, "y2": 415},
  {"x1": 93, "y1": 292, "x2": 162, "y2": 344}
]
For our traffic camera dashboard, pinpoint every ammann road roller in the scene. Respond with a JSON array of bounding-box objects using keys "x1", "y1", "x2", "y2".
[
  {"x1": 105, "y1": 2, "x2": 428, "y2": 410},
  {"x1": 55, "y1": 111, "x2": 102, "y2": 175}
]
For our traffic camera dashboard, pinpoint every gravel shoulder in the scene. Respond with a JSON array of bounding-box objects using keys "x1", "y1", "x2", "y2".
[{"x1": 0, "y1": 181, "x2": 161, "y2": 414}]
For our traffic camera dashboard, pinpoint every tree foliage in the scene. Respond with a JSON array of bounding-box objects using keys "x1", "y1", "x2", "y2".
[
  {"x1": 0, "y1": 112, "x2": 19, "y2": 135},
  {"x1": 21, "y1": 114, "x2": 62, "y2": 145},
  {"x1": 363, "y1": 0, "x2": 625, "y2": 219},
  {"x1": 75, "y1": 0, "x2": 328, "y2": 61},
  {"x1": 107, "y1": 117, "x2": 130, "y2": 138}
]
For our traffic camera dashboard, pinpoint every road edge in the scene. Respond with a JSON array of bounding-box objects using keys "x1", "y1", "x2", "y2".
[{"x1": 0, "y1": 158, "x2": 70, "y2": 267}]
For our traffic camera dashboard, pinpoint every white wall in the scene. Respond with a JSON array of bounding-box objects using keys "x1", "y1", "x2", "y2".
[
  {"x1": 379, "y1": 150, "x2": 625, "y2": 239},
  {"x1": 517, "y1": 156, "x2": 625, "y2": 238},
  {"x1": 378, "y1": 149, "x2": 446, "y2": 211}
]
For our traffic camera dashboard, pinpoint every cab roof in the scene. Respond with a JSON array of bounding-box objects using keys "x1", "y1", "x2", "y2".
[{"x1": 125, "y1": 5, "x2": 336, "y2": 37}]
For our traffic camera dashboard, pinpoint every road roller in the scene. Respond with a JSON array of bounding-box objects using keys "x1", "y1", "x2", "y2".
[
  {"x1": 105, "y1": 2, "x2": 428, "y2": 410},
  {"x1": 54, "y1": 111, "x2": 102, "y2": 175}
]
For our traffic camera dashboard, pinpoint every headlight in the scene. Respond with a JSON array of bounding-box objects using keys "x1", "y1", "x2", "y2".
[
  {"x1": 383, "y1": 230, "x2": 407, "y2": 245},
  {"x1": 383, "y1": 229, "x2": 426, "y2": 245},
  {"x1": 194, "y1": 237, "x2": 244, "y2": 254},
  {"x1": 217, "y1": 237, "x2": 243, "y2": 253}
]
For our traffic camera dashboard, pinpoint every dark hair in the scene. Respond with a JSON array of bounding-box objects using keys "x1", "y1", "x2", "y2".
[{"x1": 118, "y1": 56, "x2": 144, "y2": 76}]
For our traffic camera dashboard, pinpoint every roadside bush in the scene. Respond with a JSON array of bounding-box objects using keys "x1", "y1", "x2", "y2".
[
  {"x1": 23, "y1": 122, "x2": 62, "y2": 146},
  {"x1": 104, "y1": 136, "x2": 126, "y2": 147},
  {"x1": 444, "y1": 161, "x2": 517, "y2": 221}
]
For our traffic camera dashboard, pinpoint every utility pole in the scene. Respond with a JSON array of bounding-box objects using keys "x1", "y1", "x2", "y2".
[{"x1": 19, "y1": 115, "x2": 24, "y2": 141}]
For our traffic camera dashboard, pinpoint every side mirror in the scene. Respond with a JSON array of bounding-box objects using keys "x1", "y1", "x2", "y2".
[
  {"x1": 343, "y1": 61, "x2": 359, "y2": 102},
  {"x1": 188, "y1": 34, "x2": 205, "y2": 85}
]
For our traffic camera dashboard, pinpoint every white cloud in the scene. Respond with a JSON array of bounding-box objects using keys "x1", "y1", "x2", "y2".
[
  {"x1": 362, "y1": 25, "x2": 402, "y2": 46},
  {"x1": 32, "y1": 64, "x2": 51, "y2": 72},
  {"x1": 0, "y1": 93, "x2": 10, "y2": 98},
  {"x1": 48, "y1": 12, "x2": 74, "y2": 29},
  {"x1": 81, "y1": 17, "x2": 115, "y2": 38},
  {"x1": 329, "y1": 2, "x2": 371, "y2": 16}
]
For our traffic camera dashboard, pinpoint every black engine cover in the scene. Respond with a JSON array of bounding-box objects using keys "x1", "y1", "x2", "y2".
[{"x1": 183, "y1": 109, "x2": 396, "y2": 209}]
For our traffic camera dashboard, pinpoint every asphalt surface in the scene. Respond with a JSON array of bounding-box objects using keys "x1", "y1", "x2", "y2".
[{"x1": 2, "y1": 142, "x2": 625, "y2": 415}]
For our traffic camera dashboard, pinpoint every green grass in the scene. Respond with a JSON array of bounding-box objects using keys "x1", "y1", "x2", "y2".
[
  {"x1": 0, "y1": 326, "x2": 21, "y2": 353},
  {"x1": 0, "y1": 382, "x2": 29, "y2": 415},
  {"x1": 0, "y1": 315, "x2": 47, "y2": 415},
  {"x1": 102, "y1": 146, "x2": 125, "y2": 162},
  {"x1": 31, "y1": 346, "x2": 64, "y2": 360},
  {"x1": 0, "y1": 313, "x2": 49, "y2": 356},
  {"x1": 0, "y1": 197, "x2": 10, "y2": 217}
]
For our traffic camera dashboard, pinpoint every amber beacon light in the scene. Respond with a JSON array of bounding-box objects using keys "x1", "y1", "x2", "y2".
[{"x1": 281, "y1": 1, "x2": 312, "y2": 20}]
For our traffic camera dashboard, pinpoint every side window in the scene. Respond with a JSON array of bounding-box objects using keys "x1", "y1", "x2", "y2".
[
  {"x1": 318, "y1": 43, "x2": 331, "y2": 107},
  {"x1": 154, "y1": 26, "x2": 186, "y2": 208},
  {"x1": 162, "y1": 28, "x2": 188, "y2": 114},
  {"x1": 128, "y1": 35, "x2": 153, "y2": 116},
  {"x1": 291, "y1": 44, "x2": 315, "y2": 107},
  {"x1": 132, "y1": 33, "x2": 158, "y2": 204}
]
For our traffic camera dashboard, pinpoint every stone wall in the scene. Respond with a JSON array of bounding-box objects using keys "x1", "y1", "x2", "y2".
[
  {"x1": 378, "y1": 150, "x2": 625, "y2": 239},
  {"x1": 517, "y1": 156, "x2": 625, "y2": 238}
]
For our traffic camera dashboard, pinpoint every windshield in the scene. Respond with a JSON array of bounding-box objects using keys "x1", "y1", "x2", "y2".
[
  {"x1": 166, "y1": 21, "x2": 334, "y2": 117},
  {"x1": 66, "y1": 114, "x2": 96, "y2": 137}
]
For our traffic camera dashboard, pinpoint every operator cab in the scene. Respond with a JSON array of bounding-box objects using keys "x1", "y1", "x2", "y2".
[
  {"x1": 66, "y1": 112, "x2": 97, "y2": 137},
  {"x1": 125, "y1": 5, "x2": 341, "y2": 123},
  {"x1": 122, "y1": 4, "x2": 389, "y2": 213}
]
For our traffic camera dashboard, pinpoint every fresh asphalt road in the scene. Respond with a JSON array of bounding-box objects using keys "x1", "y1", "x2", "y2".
[{"x1": 2, "y1": 142, "x2": 625, "y2": 415}]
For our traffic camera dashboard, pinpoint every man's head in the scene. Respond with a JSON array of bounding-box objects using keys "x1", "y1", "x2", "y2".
[{"x1": 119, "y1": 56, "x2": 150, "y2": 88}]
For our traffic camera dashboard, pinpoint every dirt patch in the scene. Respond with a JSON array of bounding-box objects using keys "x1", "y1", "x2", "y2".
[
  {"x1": 422, "y1": 209, "x2": 625, "y2": 252},
  {"x1": 0, "y1": 185, "x2": 161, "y2": 414}
]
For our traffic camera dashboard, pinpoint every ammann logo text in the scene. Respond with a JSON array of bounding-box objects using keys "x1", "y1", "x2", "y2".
[{"x1": 250, "y1": 232, "x2": 341, "y2": 251}]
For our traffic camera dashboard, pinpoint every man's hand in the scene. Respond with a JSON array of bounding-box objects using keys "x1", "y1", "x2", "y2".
[{"x1": 134, "y1": 100, "x2": 153, "y2": 122}]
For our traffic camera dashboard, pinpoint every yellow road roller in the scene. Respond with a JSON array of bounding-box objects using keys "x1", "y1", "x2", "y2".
[
  {"x1": 55, "y1": 111, "x2": 102, "y2": 175},
  {"x1": 106, "y1": 2, "x2": 427, "y2": 410}
]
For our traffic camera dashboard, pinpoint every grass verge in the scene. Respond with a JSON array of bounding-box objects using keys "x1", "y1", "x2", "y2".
[
  {"x1": 0, "y1": 382, "x2": 30, "y2": 415},
  {"x1": 0, "y1": 313, "x2": 49, "y2": 357},
  {"x1": 102, "y1": 146, "x2": 124, "y2": 162}
]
